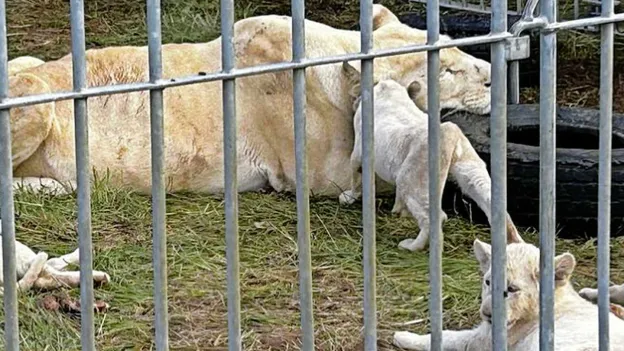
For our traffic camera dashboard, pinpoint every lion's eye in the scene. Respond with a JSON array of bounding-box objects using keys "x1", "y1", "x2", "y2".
[
  {"x1": 485, "y1": 279, "x2": 490, "y2": 286},
  {"x1": 445, "y1": 68, "x2": 456, "y2": 74},
  {"x1": 507, "y1": 285, "x2": 519, "y2": 293}
]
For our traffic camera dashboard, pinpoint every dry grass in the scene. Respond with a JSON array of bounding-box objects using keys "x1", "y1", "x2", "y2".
[{"x1": 1, "y1": 0, "x2": 623, "y2": 350}]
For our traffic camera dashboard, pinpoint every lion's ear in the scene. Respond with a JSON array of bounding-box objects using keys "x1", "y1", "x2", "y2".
[
  {"x1": 373, "y1": 4, "x2": 400, "y2": 30},
  {"x1": 407, "y1": 80, "x2": 422, "y2": 101}
]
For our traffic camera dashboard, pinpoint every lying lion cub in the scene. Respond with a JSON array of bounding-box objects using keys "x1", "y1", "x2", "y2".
[
  {"x1": 338, "y1": 64, "x2": 522, "y2": 251},
  {"x1": 393, "y1": 239, "x2": 624, "y2": 350},
  {"x1": 0, "y1": 220, "x2": 110, "y2": 293}
]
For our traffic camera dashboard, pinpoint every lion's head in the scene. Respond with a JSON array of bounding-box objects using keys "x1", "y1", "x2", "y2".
[
  {"x1": 349, "y1": 5, "x2": 492, "y2": 115},
  {"x1": 473, "y1": 239, "x2": 576, "y2": 329}
]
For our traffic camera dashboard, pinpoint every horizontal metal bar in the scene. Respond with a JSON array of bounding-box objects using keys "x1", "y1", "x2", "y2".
[
  {"x1": 410, "y1": 0, "x2": 521, "y2": 15},
  {"x1": 545, "y1": 13, "x2": 624, "y2": 31},
  {"x1": 0, "y1": 33, "x2": 512, "y2": 110}
]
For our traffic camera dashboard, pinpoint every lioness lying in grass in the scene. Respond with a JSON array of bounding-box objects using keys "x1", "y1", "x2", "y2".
[
  {"x1": 393, "y1": 239, "x2": 624, "y2": 350},
  {"x1": 338, "y1": 65, "x2": 522, "y2": 251}
]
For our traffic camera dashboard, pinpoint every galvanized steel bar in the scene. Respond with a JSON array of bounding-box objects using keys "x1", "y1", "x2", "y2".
[
  {"x1": 360, "y1": 0, "x2": 377, "y2": 350},
  {"x1": 490, "y1": 0, "x2": 509, "y2": 347},
  {"x1": 539, "y1": 0, "x2": 557, "y2": 346},
  {"x1": 221, "y1": 0, "x2": 241, "y2": 349},
  {"x1": 69, "y1": 0, "x2": 96, "y2": 349},
  {"x1": 0, "y1": 33, "x2": 517, "y2": 111},
  {"x1": 597, "y1": 0, "x2": 614, "y2": 347},
  {"x1": 545, "y1": 14, "x2": 624, "y2": 30},
  {"x1": 0, "y1": 0, "x2": 19, "y2": 348},
  {"x1": 427, "y1": 0, "x2": 443, "y2": 347},
  {"x1": 146, "y1": 0, "x2": 169, "y2": 350},
  {"x1": 509, "y1": 62, "x2": 520, "y2": 104},
  {"x1": 291, "y1": 0, "x2": 315, "y2": 349}
]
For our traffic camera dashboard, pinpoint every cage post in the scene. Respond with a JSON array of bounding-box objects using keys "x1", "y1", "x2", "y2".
[
  {"x1": 291, "y1": 0, "x2": 315, "y2": 349},
  {"x1": 146, "y1": 0, "x2": 169, "y2": 350},
  {"x1": 359, "y1": 1, "x2": 377, "y2": 350},
  {"x1": 597, "y1": 0, "x2": 614, "y2": 347},
  {"x1": 427, "y1": 0, "x2": 443, "y2": 347},
  {"x1": 221, "y1": 0, "x2": 242, "y2": 349},
  {"x1": 69, "y1": 0, "x2": 96, "y2": 349},
  {"x1": 539, "y1": 0, "x2": 557, "y2": 347},
  {"x1": 0, "y1": 0, "x2": 19, "y2": 348}
]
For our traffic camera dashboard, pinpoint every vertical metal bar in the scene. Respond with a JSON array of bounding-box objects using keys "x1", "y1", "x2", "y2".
[
  {"x1": 517, "y1": 0, "x2": 522, "y2": 14},
  {"x1": 360, "y1": 1, "x2": 376, "y2": 350},
  {"x1": 427, "y1": 0, "x2": 443, "y2": 347},
  {"x1": 291, "y1": 0, "x2": 315, "y2": 349},
  {"x1": 146, "y1": 0, "x2": 169, "y2": 350},
  {"x1": 539, "y1": 0, "x2": 557, "y2": 346},
  {"x1": 597, "y1": 0, "x2": 614, "y2": 348},
  {"x1": 0, "y1": 0, "x2": 19, "y2": 348},
  {"x1": 70, "y1": 0, "x2": 95, "y2": 350},
  {"x1": 509, "y1": 62, "x2": 520, "y2": 104},
  {"x1": 221, "y1": 0, "x2": 241, "y2": 350},
  {"x1": 574, "y1": 0, "x2": 580, "y2": 19},
  {"x1": 490, "y1": 0, "x2": 509, "y2": 348}
]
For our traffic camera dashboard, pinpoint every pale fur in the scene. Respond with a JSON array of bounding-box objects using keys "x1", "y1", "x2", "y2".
[
  {"x1": 337, "y1": 70, "x2": 521, "y2": 251},
  {"x1": 0, "y1": 220, "x2": 110, "y2": 293},
  {"x1": 393, "y1": 239, "x2": 624, "y2": 350},
  {"x1": 8, "y1": 5, "x2": 492, "y2": 197},
  {"x1": 7, "y1": 56, "x2": 45, "y2": 76},
  {"x1": 580, "y1": 283, "x2": 624, "y2": 307}
]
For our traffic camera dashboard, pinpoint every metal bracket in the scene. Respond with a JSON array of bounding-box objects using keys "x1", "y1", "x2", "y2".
[{"x1": 505, "y1": 36, "x2": 531, "y2": 61}]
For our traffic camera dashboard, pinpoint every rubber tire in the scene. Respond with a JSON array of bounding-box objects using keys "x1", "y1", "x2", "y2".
[{"x1": 441, "y1": 104, "x2": 624, "y2": 238}]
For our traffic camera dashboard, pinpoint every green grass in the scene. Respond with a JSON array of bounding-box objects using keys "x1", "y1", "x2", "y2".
[
  {"x1": 3, "y1": 179, "x2": 623, "y2": 350},
  {"x1": 2, "y1": 0, "x2": 624, "y2": 349}
]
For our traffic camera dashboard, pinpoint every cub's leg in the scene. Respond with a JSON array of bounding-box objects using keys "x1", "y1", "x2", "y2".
[
  {"x1": 34, "y1": 266, "x2": 111, "y2": 290},
  {"x1": 395, "y1": 144, "x2": 452, "y2": 252},
  {"x1": 17, "y1": 252, "x2": 48, "y2": 292},
  {"x1": 339, "y1": 152, "x2": 363, "y2": 205},
  {"x1": 393, "y1": 327, "x2": 488, "y2": 351},
  {"x1": 579, "y1": 284, "x2": 624, "y2": 306},
  {"x1": 46, "y1": 248, "x2": 80, "y2": 271}
]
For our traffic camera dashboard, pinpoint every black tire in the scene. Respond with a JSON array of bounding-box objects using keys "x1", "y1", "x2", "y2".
[{"x1": 441, "y1": 104, "x2": 624, "y2": 238}]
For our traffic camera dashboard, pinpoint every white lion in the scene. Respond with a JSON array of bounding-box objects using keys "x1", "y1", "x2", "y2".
[
  {"x1": 393, "y1": 239, "x2": 624, "y2": 350},
  {"x1": 337, "y1": 66, "x2": 522, "y2": 250},
  {"x1": 0, "y1": 219, "x2": 110, "y2": 293},
  {"x1": 7, "y1": 5, "x2": 492, "y2": 197}
]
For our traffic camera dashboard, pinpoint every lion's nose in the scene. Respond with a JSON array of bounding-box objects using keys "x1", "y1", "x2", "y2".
[{"x1": 485, "y1": 82, "x2": 491, "y2": 88}]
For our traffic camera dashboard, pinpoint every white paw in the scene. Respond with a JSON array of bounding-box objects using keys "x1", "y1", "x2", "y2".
[
  {"x1": 338, "y1": 190, "x2": 357, "y2": 205},
  {"x1": 398, "y1": 238, "x2": 427, "y2": 252},
  {"x1": 578, "y1": 288, "x2": 596, "y2": 301},
  {"x1": 94, "y1": 271, "x2": 111, "y2": 285},
  {"x1": 393, "y1": 331, "x2": 427, "y2": 350}
]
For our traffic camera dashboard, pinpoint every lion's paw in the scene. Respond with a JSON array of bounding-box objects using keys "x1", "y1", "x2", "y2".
[
  {"x1": 338, "y1": 190, "x2": 357, "y2": 205},
  {"x1": 398, "y1": 238, "x2": 427, "y2": 252},
  {"x1": 393, "y1": 330, "x2": 428, "y2": 350}
]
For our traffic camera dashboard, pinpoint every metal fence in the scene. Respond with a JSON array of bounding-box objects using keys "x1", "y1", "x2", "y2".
[{"x1": 0, "y1": 0, "x2": 621, "y2": 349}]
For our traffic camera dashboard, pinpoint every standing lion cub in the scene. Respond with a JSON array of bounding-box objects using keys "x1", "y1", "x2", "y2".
[
  {"x1": 338, "y1": 64, "x2": 522, "y2": 250},
  {"x1": 393, "y1": 239, "x2": 624, "y2": 350}
]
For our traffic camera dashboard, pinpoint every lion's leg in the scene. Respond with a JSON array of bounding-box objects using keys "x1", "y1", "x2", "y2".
[
  {"x1": 339, "y1": 153, "x2": 363, "y2": 205},
  {"x1": 444, "y1": 122, "x2": 523, "y2": 244},
  {"x1": 17, "y1": 251, "x2": 48, "y2": 292},
  {"x1": 9, "y1": 74, "x2": 56, "y2": 170},
  {"x1": 34, "y1": 266, "x2": 111, "y2": 290},
  {"x1": 579, "y1": 284, "x2": 624, "y2": 306},
  {"x1": 13, "y1": 177, "x2": 76, "y2": 196},
  {"x1": 46, "y1": 248, "x2": 80, "y2": 271},
  {"x1": 394, "y1": 327, "x2": 489, "y2": 351}
]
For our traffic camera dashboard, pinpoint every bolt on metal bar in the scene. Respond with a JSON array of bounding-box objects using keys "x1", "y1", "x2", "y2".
[
  {"x1": 360, "y1": 1, "x2": 377, "y2": 350},
  {"x1": 538, "y1": 0, "x2": 557, "y2": 347},
  {"x1": 490, "y1": 0, "x2": 509, "y2": 346},
  {"x1": 0, "y1": 33, "x2": 513, "y2": 111},
  {"x1": 597, "y1": 0, "x2": 614, "y2": 347},
  {"x1": 291, "y1": 0, "x2": 315, "y2": 349},
  {"x1": 221, "y1": 0, "x2": 241, "y2": 350},
  {"x1": 69, "y1": 0, "x2": 96, "y2": 349},
  {"x1": 146, "y1": 0, "x2": 169, "y2": 350},
  {"x1": 427, "y1": 0, "x2": 443, "y2": 347},
  {"x1": 0, "y1": 0, "x2": 19, "y2": 348}
]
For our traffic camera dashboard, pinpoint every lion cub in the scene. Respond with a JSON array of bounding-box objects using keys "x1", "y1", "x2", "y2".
[
  {"x1": 393, "y1": 239, "x2": 624, "y2": 350},
  {"x1": 0, "y1": 219, "x2": 110, "y2": 294},
  {"x1": 338, "y1": 62, "x2": 522, "y2": 251}
]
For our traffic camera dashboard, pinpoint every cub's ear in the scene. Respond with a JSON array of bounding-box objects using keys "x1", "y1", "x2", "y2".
[
  {"x1": 554, "y1": 252, "x2": 576, "y2": 287},
  {"x1": 406, "y1": 80, "x2": 422, "y2": 102},
  {"x1": 373, "y1": 4, "x2": 400, "y2": 30},
  {"x1": 342, "y1": 61, "x2": 361, "y2": 86},
  {"x1": 473, "y1": 239, "x2": 492, "y2": 274}
]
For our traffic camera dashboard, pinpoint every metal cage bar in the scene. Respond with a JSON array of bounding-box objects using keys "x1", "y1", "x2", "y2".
[
  {"x1": 360, "y1": 1, "x2": 377, "y2": 350},
  {"x1": 220, "y1": 0, "x2": 242, "y2": 350},
  {"x1": 0, "y1": 0, "x2": 19, "y2": 348},
  {"x1": 69, "y1": 0, "x2": 96, "y2": 349},
  {"x1": 539, "y1": 0, "x2": 558, "y2": 347},
  {"x1": 597, "y1": 0, "x2": 614, "y2": 348},
  {"x1": 146, "y1": 0, "x2": 169, "y2": 350},
  {"x1": 291, "y1": 0, "x2": 315, "y2": 349},
  {"x1": 427, "y1": 0, "x2": 444, "y2": 348},
  {"x1": 490, "y1": 0, "x2": 509, "y2": 347}
]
